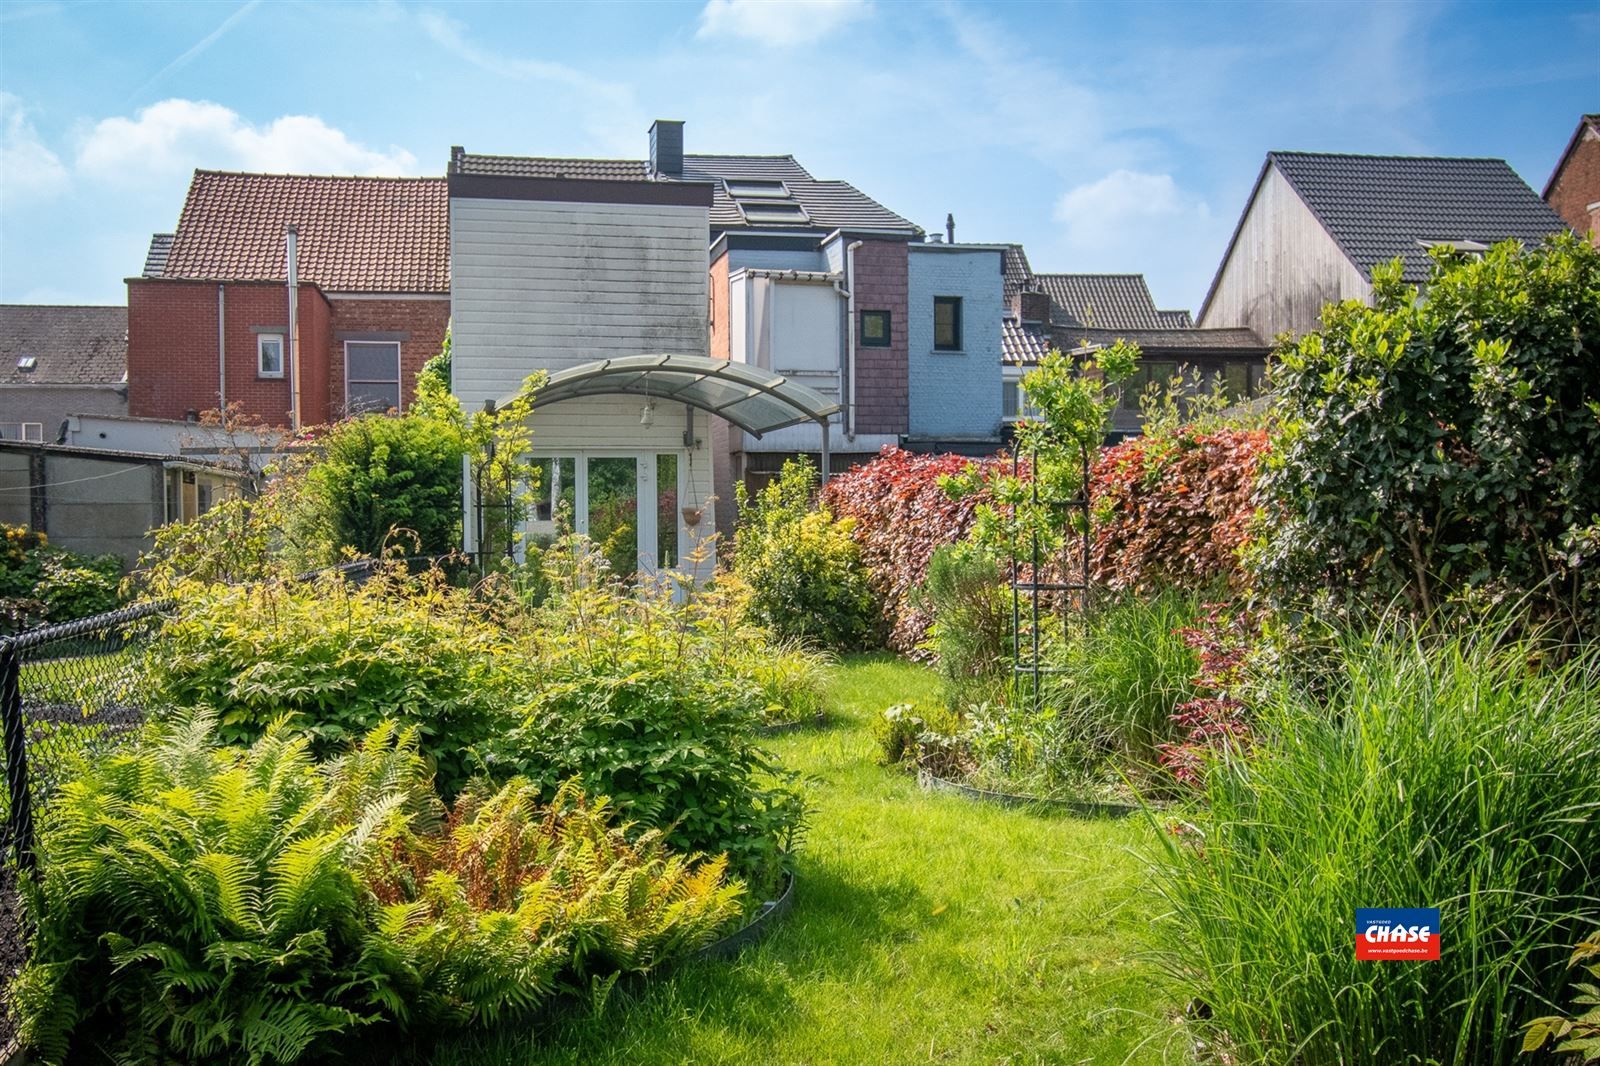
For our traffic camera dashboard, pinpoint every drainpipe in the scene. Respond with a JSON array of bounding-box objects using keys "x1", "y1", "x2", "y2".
[
  {"x1": 844, "y1": 240, "x2": 863, "y2": 440},
  {"x1": 285, "y1": 224, "x2": 301, "y2": 431},
  {"x1": 216, "y1": 283, "x2": 226, "y2": 412}
]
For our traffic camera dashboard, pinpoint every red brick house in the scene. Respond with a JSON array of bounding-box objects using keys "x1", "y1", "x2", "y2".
[
  {"x1": 127, "y1": 171, "x2": 449, "y2": 428},
  {"x1": 1544, "y1": 114, "x2": 1600, "y2": 246}
]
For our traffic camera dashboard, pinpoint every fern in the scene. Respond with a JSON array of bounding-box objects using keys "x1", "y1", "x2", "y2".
[{"x1": 19, "y1": 716, "x2": 748, "y2": 1062}]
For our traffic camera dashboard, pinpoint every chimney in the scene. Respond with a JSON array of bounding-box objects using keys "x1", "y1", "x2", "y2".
[
  {"x1": 1015, "y1": 289, "x2": 1052, "y2": 325},
  {"x1": 945, "y1": 213, "x2": 955, "y2": 244},
  {"x1": 649, "y1": 120, "x2": 684, "y2": 177}
]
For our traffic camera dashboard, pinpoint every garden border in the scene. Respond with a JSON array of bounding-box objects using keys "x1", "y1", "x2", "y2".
[
  {"x1": 916, "y1": 768, "x2": 1141, "y2": 818},
  {"x1": 693, "y1": 872, "x2": 795, "y2": 961}
]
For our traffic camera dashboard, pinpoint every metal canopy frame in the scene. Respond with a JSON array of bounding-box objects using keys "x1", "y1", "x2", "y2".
[{"x1": 520, "y1": 354, "x2": 838, "y2": 437}]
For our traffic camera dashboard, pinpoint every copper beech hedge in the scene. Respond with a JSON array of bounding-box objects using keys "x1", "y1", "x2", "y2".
[
  {"x1": 821, "y1": 448, "x2": 1009, "y2": 654},
  {"x1": 1090, "y1": 427, "x2": 1268, "y2": 595},
  {"x1": 822, "y1": 431, "x2": 1265, "y2": 653}
]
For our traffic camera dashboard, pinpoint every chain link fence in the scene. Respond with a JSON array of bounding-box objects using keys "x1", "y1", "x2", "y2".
[{"x1": 0, "y1": 600, "x2": 172, "y2": 873}]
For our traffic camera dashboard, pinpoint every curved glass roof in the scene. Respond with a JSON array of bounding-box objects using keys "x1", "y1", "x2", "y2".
[{"x1": 517, "y1": 354, "x2": 840, "y2": 438}]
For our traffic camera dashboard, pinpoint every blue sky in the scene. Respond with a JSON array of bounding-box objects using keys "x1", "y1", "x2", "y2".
[{"x1": 1, "y1": 0, "x2": 1595, "y2": 311}]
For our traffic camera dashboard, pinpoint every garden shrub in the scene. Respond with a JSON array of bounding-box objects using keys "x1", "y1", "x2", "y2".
[
  {"x1": 914, "y1": 542, "x2": 1008, "y2": 710},
  {"x1": 144, "y1": 565, "x2": 521, "y2": 794},
  {"x1": 491, "y1": 541, "x2": 808, "y2": 889},
  {"x1": 1149, "y1": 622, "x2": 1600, "y2": 1065},
  {"x1": 822, "y1": 447, "x2": 1009, "y2": 653},
  {"x1": 1090, "y1": 425, "x2": 1267, "y2": 594},
  {"x1": 298, "y1": 411, "x2": 468, "y2": 561},
  {"x1": 1252, "y1": 235, "x2": 1600, "y2": 636},
  {"x1": 16, "y1": 717, "x2": 743, "y2": 1064},
  {"x1": 733, "y1": 459, "x2": 877, "y2": 650},
  {"x1": 0, "y1": 523, "x2": 122, "y2": 632}
]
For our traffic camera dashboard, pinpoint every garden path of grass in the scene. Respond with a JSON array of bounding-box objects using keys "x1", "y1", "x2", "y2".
[{"x1": 437, "y1": 654, "x2": 1187, "y2": 1065}]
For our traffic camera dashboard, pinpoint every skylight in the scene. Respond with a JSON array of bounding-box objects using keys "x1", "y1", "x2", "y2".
[
  {"x1": 1417, "y1": 239, "x2": 1489, "y2": 253},
  {"x1": 16, "y1": 355, "x2": 36, "y2": 371},
  {"x1": 740, "y1": 202, "x2": 810, "y2": 225},
  {"x1": 725, "y1": 179, "x2": 790, "y2": 199}
]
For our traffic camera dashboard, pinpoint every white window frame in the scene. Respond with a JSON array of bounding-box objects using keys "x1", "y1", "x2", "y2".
[
  {"x1": 343, "y1": 340, "x2": 403, "y2": 414},
  {"x1": 257, "y1": 333, "x2": 285, "y2": 378},
  {"x1": 19, "y1": 422, "x2": 43, "y2": 442}
]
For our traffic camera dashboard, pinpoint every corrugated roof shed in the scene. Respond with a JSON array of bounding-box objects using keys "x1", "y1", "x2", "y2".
[
  {"x1": 0, "y1": 305, "x2": 128, "y2": 385},
  {"x1": 1268, "y1": 151, "x2": 1567, "y2": 282},
  {"x1": 158, "y1": 171, "x2": 449, "y2": 293}
]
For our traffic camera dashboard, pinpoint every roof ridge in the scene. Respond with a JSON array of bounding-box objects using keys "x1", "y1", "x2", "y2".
[
  {"x1": 686, "y1": 152, "x2": 800, "y2": 161},
  {"x1": 1268, "y1": 149, "x2": 1513, "y2": 164},
  {"x1": 1034, "y1": 271, "x2": 1147, "y2": 279},
  {"x1": 191, "y1": 168, "x2": 444, "y2": 182},
  {"x1": 1, "y1": 303, "x2": 126, "y2": 310},
  {"x1": 458, "y1": 152, "x2": 641, "y2": 164}
]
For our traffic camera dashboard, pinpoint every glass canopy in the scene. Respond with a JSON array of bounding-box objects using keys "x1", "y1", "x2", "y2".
[{"x1": 517, "y1": 354, "x2": 840, "y2": 438}]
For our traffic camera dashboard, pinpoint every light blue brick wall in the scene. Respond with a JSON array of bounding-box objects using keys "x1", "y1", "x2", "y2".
[{"x1": 906, "y1": 246, "x2": 1004, "y2": 440}]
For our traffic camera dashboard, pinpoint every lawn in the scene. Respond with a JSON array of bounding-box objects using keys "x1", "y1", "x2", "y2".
[{"x1": 434, "y1": 654, "x2": 1186, "y2": 1065}]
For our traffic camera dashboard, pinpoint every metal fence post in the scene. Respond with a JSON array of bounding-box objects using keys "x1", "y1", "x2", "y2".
[{"x1": 0, "y1": 638, "x2": 35, "y2": 875}]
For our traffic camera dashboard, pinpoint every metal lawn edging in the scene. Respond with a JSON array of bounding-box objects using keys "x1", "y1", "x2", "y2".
[
  {"x1": 916, "y1": 767, "x2": 1143, "y2": 818},
  {"x1": 756, "y1": 713, "x2": 828, "y2": 737},
  {"x1": 694, "y1": 871, "x2": 795, "y2": 961}
]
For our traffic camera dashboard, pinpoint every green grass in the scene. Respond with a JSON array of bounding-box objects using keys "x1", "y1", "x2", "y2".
[{"x1": 432, "y1": 654, "x2": 1185, "y2": 1065}]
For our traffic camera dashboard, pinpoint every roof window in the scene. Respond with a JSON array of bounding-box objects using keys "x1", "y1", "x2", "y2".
[
  {"x1": 727, "y1": 179, "x2": 811, "y2": 225},
  {"x1": 16, "y1": 355, "x2": 36, "y2": 371},
  {"x1": 725, "y1": 179, "x2": 790, "y2": 199},
  {"x1": 1417, "y1": 239, "x2": 1489, "y2": 253}
]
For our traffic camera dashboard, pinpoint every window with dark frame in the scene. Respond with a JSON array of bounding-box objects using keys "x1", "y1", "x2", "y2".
[
  {"x1": 933, "y1": 297, "x2": 962, "y2": 351},
  {"x1": 859, "y1": 309, "x2": 891, "y2": 348},
  {"x1": 345, "y1": 340, "x2": 402, "y2": 414}
]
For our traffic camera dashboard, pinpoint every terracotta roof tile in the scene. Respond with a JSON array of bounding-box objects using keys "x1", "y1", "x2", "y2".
[{"x1": 160, "y1": 171, "x2": 448, "y2": 293}]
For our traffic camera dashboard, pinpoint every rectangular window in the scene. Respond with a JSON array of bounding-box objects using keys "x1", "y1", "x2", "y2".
[
  {"x1": 1224, "y1": 362, "x2": 1250, "y2": 401},
  {"x1": 933, "y1": 297, "x2": 962, "y2": 351},
  {"x1": 257, "y1": 334, "x2": 285, "y2": 378},
  {"x1": 345, "y1": 341, "x2": 402, "y2": 414},
  {"x1": 859, "y1": 309, "x2": 891, "y2": 348},
  {"x1": 19, "y1": 422, "x2": 42, "y2": 442},
  {"x1": 1002, "y1": 381, "x2": 1020, "y2": 418}
]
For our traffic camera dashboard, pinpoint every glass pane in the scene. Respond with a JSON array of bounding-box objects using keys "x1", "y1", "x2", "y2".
[
  {"x1": 347, "y1": 342, "x2": 400, "y2": 381},
  {"x1": 348, "y1": 382, "x2": 400, "y2": 414},
  {"x1": 259, "y1": 337, "x2": 283, "y2": 374},
  {"x1": 655, "y1": 454, "x2": 678, "y2": 570},
  {"x1": 1002, "y1": 381, "x2": 1018, "y2": 416},
  {"x1": 1224, "y1": 363, "x2": 1249, "y2": 401},
  {"x1": 934, "y1": 300, "x2": 957, "y2": 348},
  {"x1": 587, "y1": 457, "x2": 638, "y2": 579},
  {"x1": 533, "y1": 457, "x2": 576, "y2": 528},
  {"x1": 861, "y1": 310, "x2": 888, "y2": 345}
]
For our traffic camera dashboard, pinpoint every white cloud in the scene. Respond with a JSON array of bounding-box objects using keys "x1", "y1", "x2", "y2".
[
  {"x1": 0, "y1": 92, "x2": 69, "y2": 201},
  {"x1": 75, "y1": 99, "x2": 418, "y2": 180},
  {"x1": 697, "y1": 0, "x2": 869, "y2": 46},
  {"x1": 1054, "y1": 169, "x2": 1208, "y2": 251}
]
